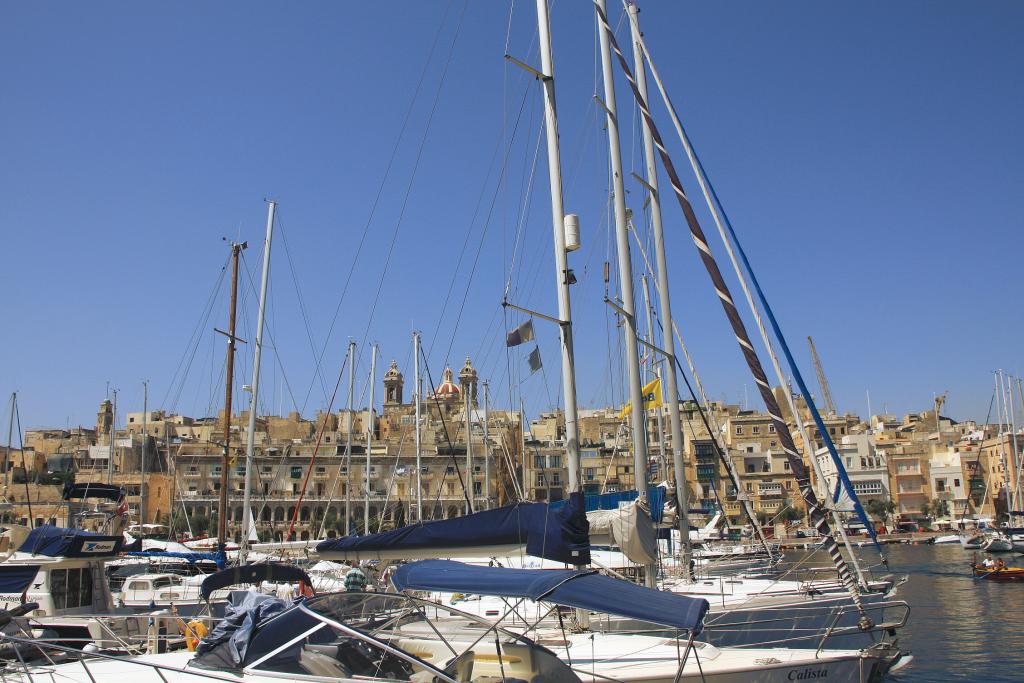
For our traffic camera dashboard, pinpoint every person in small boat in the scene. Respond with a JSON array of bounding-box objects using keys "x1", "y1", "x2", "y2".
[
  {"x1": 996, "y1": 558, "x2": 1007, "y2": 571},
  {"x1": 982, "y1": 556, "x2": 996, "y2": 568}
]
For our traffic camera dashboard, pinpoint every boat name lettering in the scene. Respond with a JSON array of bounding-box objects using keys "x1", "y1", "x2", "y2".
[
  {"x1": 788, "y1": 668, "x2": 828, "y2": 680},
  {"x1": 82, "y1": 540, "x2": 117, "y2": 553}
]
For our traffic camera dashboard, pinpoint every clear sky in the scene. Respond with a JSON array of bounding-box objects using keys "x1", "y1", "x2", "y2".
[{"x1": 2, "y1": 1, "x2": 1022, "y2": 432}]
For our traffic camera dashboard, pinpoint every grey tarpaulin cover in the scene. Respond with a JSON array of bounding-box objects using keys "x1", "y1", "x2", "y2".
[
  {"x1": 193, "y1": 593, "x2": 289, "y2": 669},
  {"x1": 586, "y1": 499, "x2": 657, "y2": 564}
]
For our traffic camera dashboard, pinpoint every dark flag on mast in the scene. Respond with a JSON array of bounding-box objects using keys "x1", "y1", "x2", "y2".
[
  {"x1": 527, "y1": 346, "x2": 542, "y2": 375},
  {"x1": 506, "y1": 320, "x2": 535, "y2": 347}
]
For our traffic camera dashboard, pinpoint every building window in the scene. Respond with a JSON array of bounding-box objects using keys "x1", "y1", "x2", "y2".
[
  {"x1": 954, "y1": 478, "x2": 960, "y2": 487},
  {"x1": 548, "y1": 455, "x2": 562, "y2": 468},
  {"x1": 746, "y1": 464, "x2": 755, "y2": 473},
  {"x1": 768, "y1": 424, "x2": 776, "y2": 433},
  {"x1": 534, "y1": 455, "x2": 545, "y2": 469},
  {"x1": 585, "y1": 467, "x2": 595, "y2": 481},
  {"x1": 784, "y1": 461, "x2": 790, "y2": 471},
  {"x1": 551, "y1": 472, "x2": 562, "y2": 486},
  {"x1": 290, "y1": 466, "x2": 302, "y2": 479},
  {"x1": 745, "y1": 483, "x2": 753, "y2": 493},
  {"x1": 829, "y1": 427, "x2": 836, "y2": 435},
  {"x1": 536, "y1": 473, "x2": 546, "y2": 486},
  {"x1": 762, "y1": 463, "x2": 770, "y2": 472},
  {"x1": 752, "y1": 426, "x2": 760, "y2": 435},
  {"x1": 735, "y1": 426, "x2": 744, "y2": 435},
  {"x1": 770, "y1": 441, "x2": 777, "y2": 448}
]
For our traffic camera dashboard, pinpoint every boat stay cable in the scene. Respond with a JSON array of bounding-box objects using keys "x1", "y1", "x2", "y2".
[
  {"x1": 622, "y1": 3, "x2": 882, "y2": 571},
  {"x1": 593, "y1": 0, "x2": 868, "y2": 617},
  {"x1": 301, "y1": 0, "x2": 460, "y2": 413}
]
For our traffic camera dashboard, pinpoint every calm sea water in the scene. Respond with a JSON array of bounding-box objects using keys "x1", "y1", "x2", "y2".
[{"x1": 842, "y1": 543, "x2": 1024, "y2": 681}]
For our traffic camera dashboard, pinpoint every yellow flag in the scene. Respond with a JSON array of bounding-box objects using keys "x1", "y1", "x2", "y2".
[{"x1": 619, "y1": 377, "x2": 663, "y2": 419}]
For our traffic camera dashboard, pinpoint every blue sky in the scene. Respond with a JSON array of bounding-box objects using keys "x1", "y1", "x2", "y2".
[{"x1": 2, "y1": 1, "x2": 1022, "y2": 431}]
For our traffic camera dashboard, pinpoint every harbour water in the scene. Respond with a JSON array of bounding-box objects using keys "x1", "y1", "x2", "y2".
[{"x1": 842, "y1": 542, "x2": 1024, "y2": 681}]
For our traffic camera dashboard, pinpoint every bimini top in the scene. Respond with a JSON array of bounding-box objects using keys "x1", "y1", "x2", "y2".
[
  {"x1": 62, "y1": 482, "x2": 125, "y2": 502},
  {"x1": 200, "y1": 562, "x2": 313, "y2": 601},
  {"x1": 393, "y1": 559, "x2": 710, "y2": 634},
  {"x1": 316, "y1": 492, "x2": 590, "y2": 565},
  {"x1": 18, "y1": 526, "x2": 124, "y2": 558}
]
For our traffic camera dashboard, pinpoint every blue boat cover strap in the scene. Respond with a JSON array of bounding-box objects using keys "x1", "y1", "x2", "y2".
[
  {"x1": 0, "y1": 565, "x2": 40, "y2": 594},
  {"x1": 392, "y1": 560, "x2": 709, "y2": 634},
  {"x1": 317, "y1": 491, "x2": 590, "y2": 565},
  {"x1": 200, "y1": 562, "x2": 312, "y2": 601},
  {"x1": 19, "y1": 527, "x2": 123, "y2": 558},
  {"x1": 62, "y1": 482, "x2": 125, "y2": 502}
]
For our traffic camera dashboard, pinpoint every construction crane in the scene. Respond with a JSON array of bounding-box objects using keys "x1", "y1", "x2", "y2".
[{"x1": 807, "y1": 336, "x2": 837, "y2": 416}]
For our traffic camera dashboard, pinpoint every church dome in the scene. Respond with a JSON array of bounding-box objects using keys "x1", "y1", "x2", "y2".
[{"x1": 433, "y1": 367, "x2": 461, "y2": 400}]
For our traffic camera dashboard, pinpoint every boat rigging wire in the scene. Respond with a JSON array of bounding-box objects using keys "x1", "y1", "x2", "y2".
[
  {"x1": 302, "y1": 0, "x2": 462, "y2": 412},
  {"x1": 593, "y1": 0, "x2": 867, "y2": 615}
]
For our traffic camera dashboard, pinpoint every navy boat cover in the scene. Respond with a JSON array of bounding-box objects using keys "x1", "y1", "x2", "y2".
[
  {"x1": 62, "y1": 482, "x2": 125, "y2": 502},
  {"x1": 0, "y1": 565, "x2": 41, "y2": 594},
  {"x1": 550, "y1": 487, "x2": 667, "y2": 523},
  {"x1": 317, "y1": 491, "x2": 590, "y2": 565},
  {"x1": 200, "y1": 562, "x2": 313, "y2": 601},
  {"x1": 393, "y1": 559, "x2": 709, "y2": 634},
  {"x1": 19, "y1": 526, "x2": 123, "y2": 558}
]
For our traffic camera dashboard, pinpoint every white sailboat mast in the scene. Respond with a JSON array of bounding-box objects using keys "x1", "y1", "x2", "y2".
[
  {"x1": 241, "y1": 200, "x2": 276, "y2": 555},
  {"x1": 482, "y1": 380, "x2": 491, "y2": 509},
  {"x1": 534, "y1": 0, "x2": 581, "y2": 495},
  {"x1": 627, "y1": 1, "x2": 694, "y2": 577},
  {"x1": 413, "y1": 332, "x2": 423, "y2": 522},
  {"x1": 344, "y1": 340, "x2": 356, "y2": 535},
  {"x1": 596, "y1": 0, "x2": 654, "y2": 586},
  {"x1": 365, "y1": 344, "x2": 377, "y2": 535}
]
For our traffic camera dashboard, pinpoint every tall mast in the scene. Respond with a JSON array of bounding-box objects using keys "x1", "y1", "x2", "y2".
[
  {"x1": 364, "y1": 344, "x2": 377, "y2": 535},
  {"x1": 464, "y1": 382, "x2": 475, "y2": 514},
  {"x1": 640, "y1": 274, "x2": 666, "y2": 484},
  {"x1": 626, "y1": 2, "x2": 694, "y2": 577},
  {"x1": 216, "y1": 241, "x2": 245, "y2": 548},
  {"x1": 602, "y1": 3, "x2": 869, "y2": 606},
  {"x1": 241, "y1": 201, "x2": 276, "y2": 556},
  {"x1": 1005, "y1": 373, "x2": 1021, "y2": 518},
  {"x1": 344, "y1": 340, "x2": 356, "y2": 535},
  {"x1": 534, "y1": 0, "x2": 581, "y2": 495},
  {"x1": 413, "y1": 332, "x2": 423, "y2": 522},
  {"x1": 596, "y1": 0, "x2": 653, "y2": 586},
  {"x1": 108, "y1": 389, "x2": 117, "y2": 485},
  {"x1": 5, "y1": 393, "x2": 14, "y2": 493},
  {"x1": 141, "y1": 380, "x2": 148, "y2": 527},
  {"x1": 482, "y1": 381, "x2": 491, "y2": 509},
  {"x1": 520, "y1": 399, "x2": 528, "y2": 499}
]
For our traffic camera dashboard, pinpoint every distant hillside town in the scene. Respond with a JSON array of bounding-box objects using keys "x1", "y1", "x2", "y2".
[{"x1": 2, "y1": 357, "x2": 1015, "y2": 540}]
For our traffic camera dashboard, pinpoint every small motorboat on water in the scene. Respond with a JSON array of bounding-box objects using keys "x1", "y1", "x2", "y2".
[
  {"x1": 982, "y1": 535, "x2": 1014, "y2": 552},
  {"x1": 960, "y1": 533, "x2": 986, "y2": 549},
  {"x1": 972, "y1": 563, "x2": 1024, "y2": 581}
]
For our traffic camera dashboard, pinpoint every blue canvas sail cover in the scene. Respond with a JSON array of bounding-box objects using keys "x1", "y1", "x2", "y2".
[
  {"x1": 550, "y1": 487, "x2": 667, "y2": 523},
  {"x1": 62, "y1": 482, "x2": 125, "y2": 502},
  {"x1": 317, "y1": 491, "x2": 590, "y2": 565},
  {"x1": 393, "y1": 559, "x2": 709, "y2": 634},
  {"x1": 200, "y1": 562, "x2": 313, "y2": 601},
  {"x1": 0, "y1": 565, "x2": 41, "y2": 594},
  {"x1": 19, "y1": 526, "x2": 123, "y2": 558}
]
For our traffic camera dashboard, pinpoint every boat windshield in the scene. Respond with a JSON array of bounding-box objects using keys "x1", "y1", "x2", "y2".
[{"x1": 229, "y1": 592, "x2": 584, "y2": 683}]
